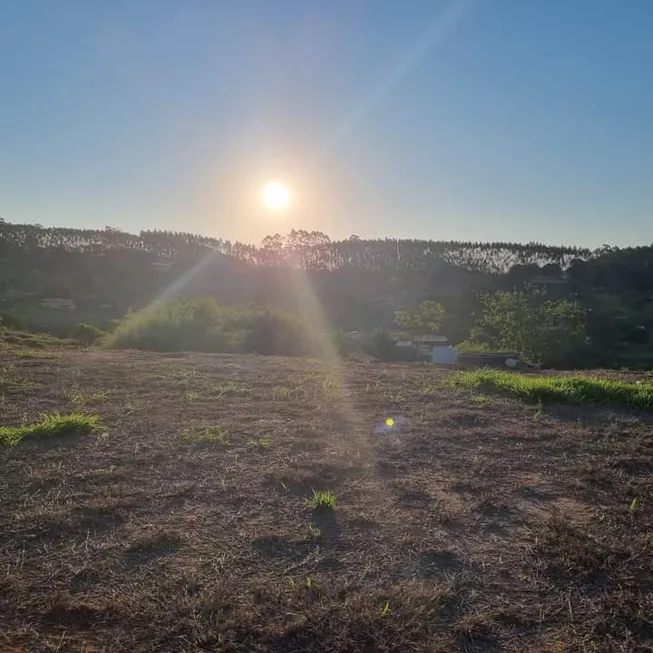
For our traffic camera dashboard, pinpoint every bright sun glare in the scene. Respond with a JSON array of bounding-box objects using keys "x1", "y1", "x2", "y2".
[{"x1": 262, "y1": 181, "x2": 291, "y2": 211}]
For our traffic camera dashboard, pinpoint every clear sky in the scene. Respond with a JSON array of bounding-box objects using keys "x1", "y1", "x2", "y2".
[{"x1": 1, "y1": 0, "x2": 651, "y2": 248}]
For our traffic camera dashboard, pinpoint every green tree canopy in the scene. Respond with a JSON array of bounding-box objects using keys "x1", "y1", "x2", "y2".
[
  {"x1": 394, "y1": 300, "x2": 445, "y2": 333},
  {"x1": 471, "y1": 289, "x2": 588, "y2": 366}
]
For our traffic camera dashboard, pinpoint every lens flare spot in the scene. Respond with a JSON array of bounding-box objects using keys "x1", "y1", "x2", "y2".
[{"x1": 385, "y1": 418, "x2": 395, "y2": 427}]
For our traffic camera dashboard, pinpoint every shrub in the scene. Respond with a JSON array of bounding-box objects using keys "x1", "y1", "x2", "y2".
[
  {"x1": 0, "y1": 314, "x2": 26, "y2": 331},
  {"x1": 455, "y1": 340, "x2": 493, "y2": 354},
  {"x1": 367, "y1": 331, "x2": 398, "y2": 361},
  {"x1": 244, "y1": 309, "x2": 313, "y2": 356},
  {"x1": 70, "y1": 322, "x2": 107, "y2": 345},
  {"x1": 106, "y1": 299, "x2": 318, "y2": 357},
  {"x1": 394, "y1": 300, "x2": 445, "y2": 332}
]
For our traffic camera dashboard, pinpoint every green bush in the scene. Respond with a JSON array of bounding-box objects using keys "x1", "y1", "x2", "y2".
[
  {"x1": 0, "y1": 313, "x2": 26, "y2": 331},
  {"x1": 105, "y1": 299, "x2": 319, "y2": 357},
  {"x1": 394, "y1": 300, "x2": 445, "y2": 333},
  {"x1": 70, "y1": 322, "x2": 107, "y2": 345},
  {"x1": 244, "y1": 309, "x2": 312, "y2": 356},
  {"x1": 455, "y1": 340, "x2": 492, "y2": 354}
]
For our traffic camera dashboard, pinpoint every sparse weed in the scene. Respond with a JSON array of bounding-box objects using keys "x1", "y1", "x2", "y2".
[
  {"x1": 421, "y1": 382, "x2": 439, "y2": 396},
  {"x1": 66, "y1": 386, "x2": 85, "y2": 405},
  {"x1": 272, "y1": 386, "x2": 295, "y2": 401},
  {"x1": 533, "y1": 399, "x2": 544, "y2": 422},
  {"x1": 0, "y1": 413, "x2": 100, "y2": 446},
  {"x1": 0, "y1": 365, "x2": 36, "y2": 394},
  {"x1": 212, "y1": 381, "x2": 245, "y2": 398},
  {"x1": 471, "y1": 394, "x2": 488, "y2": 405},
  {"x1": 308, "y1": 489, "x2": 336, "y2": 511},
  {"x1": 15, "y1": 348, "x2": 60, "y2": 359},
  {"x1": 66, "y1": 385, "x2": 114, "y2": 407},
  {"x1": 123, "y1": 399, "x2": 140, "y2": 416},
  {"x1": 380, "y1": 600, "x2": 391, "y2": 617},
  {"x1": 306, "y1": 523, "x2": 323, "y2": 539},
  {"x1": 384, "y1": 391, "x2": 405, "y2": 404},
  {"x1": 321, "y1": 376, "x2": 340, "y2": 398},
  {"x1": 249, "y1": 437, "x2": 272, "y2": 448},
  {"x1": 181, "y1": 425, "x2": 228, "y2": 445}
]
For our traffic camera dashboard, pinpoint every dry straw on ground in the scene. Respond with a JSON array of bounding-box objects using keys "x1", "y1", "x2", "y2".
[{"x1": 1, "y1": 347, "x2": 652, "y2": 652}]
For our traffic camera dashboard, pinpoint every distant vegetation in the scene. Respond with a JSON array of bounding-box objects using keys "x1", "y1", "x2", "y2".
[
  {"x1": 0, "y1": 326, "x2": 78, "y2": 350},
  {"x1": 470, "y1": 289, "x2": 589, "y2": 367},
  {"x1": 2, "y1": 218, "x2": 653, "y2": 367},
  {"x1": 452, "y1": 369, "x2": 653, "y2": 410},
  {"x1": 107, "y1": 299, "x2": 323, "y2": 356}
]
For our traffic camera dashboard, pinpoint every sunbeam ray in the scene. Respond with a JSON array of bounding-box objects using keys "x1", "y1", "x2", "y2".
[{"x1": 326, "y1": 0, "x2": 476, "y2": 151}]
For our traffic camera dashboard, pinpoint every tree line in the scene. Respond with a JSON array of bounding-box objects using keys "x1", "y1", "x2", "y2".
[
  {"x1": 1, "y1": 218, "x2": 653, "y2": 367},
  {"x1": 0, "y1": 219, "x2": 591, "y2": 273}
]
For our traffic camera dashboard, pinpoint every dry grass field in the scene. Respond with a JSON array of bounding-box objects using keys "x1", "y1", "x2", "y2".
[{"x1": 1, "y1": 345, "x2": 652, "y2": 652}]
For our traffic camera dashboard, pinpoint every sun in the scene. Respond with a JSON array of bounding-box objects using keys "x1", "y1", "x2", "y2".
[{"x1": 262, "y1": 181, "x2": 291, "y2": 211}]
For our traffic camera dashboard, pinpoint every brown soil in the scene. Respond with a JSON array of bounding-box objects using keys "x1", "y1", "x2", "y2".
[{"x1": 1, "y1": 348, "x2": 652, "y2": 652}]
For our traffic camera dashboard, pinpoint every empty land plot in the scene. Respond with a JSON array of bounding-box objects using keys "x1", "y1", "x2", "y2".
[{"x1": 1, "y1": 347, "x2": 652, "y2": 652}]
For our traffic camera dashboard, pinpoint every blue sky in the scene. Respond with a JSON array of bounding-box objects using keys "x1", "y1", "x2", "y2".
[{"x1": 1, "y1": 0, "x2": 651, "y2": 247}]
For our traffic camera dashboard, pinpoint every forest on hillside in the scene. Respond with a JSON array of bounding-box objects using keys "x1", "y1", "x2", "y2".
[{"x1": 1, "y1": 218, "x2": 653, "y2": 367}]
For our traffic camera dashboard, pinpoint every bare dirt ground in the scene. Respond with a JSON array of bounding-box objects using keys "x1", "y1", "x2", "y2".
[{"x1": 1, "y1": 347, "x2": 652, "y2": 652}]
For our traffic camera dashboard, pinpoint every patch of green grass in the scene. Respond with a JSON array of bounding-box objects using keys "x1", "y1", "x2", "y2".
[
  {"x1": 450, "y1": 369, "x2": 653, "y2": 410},
  {"x1": 14, "y1": 348, "x2": 61, "y2": 359},
  {"x1": 307, "y1": 489, "x2": 336, "y2": 511},
  {"x1": 0, "y1": 413, "x2": 100, "y2": 446},
  {"x1": 180, "y1": 425, "x2": 228, "y2": 445}
]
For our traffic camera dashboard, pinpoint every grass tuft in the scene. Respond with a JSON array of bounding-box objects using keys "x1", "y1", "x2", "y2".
[
  {"x1": 450, "y1": 369, "x2": 653, "y2": 411},
  {"x1": 181, "y1": 425, "x2": 228, "y2": 445},
  {"x1": 0, "y1": 413, "x2": 100, "y2": 446},
  {"x1": 14, "y1": 348, "x2": 61, "y2": 359},
  {"x1": 308, "y1": 489, "x2": 336, "y2": 511},
  {"x1": 248, "y1": 437, "x2": 272, "y2": 448}
]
